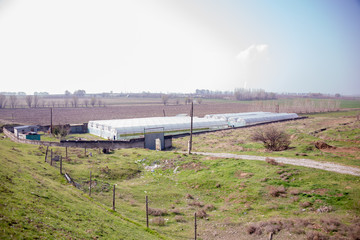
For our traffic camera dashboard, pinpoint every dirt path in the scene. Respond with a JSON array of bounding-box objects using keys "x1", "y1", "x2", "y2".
[{"x1": 190, "y1": 152, "x2": 360, "y2": 176}]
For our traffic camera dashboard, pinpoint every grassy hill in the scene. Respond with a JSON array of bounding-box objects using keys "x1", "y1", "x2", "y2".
[
  {"x1": 0, "y1": 138, "x2": 164, "y2": 240},
  {"x1": 1, "y1": 111, "x2": 360, "y2": 239}
]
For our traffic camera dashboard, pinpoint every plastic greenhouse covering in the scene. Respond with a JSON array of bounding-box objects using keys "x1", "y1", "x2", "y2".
[
  {"x1": 88, "y1": 116, "x2": 228, "y2": 139},
  {"x1": 205, "y1": 112, "x2": 298, "y2": 127}
]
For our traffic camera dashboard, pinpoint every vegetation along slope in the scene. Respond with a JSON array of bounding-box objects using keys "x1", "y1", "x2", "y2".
[{"x1": 0, "y1": 110, "x2": 360, "y2": 239}]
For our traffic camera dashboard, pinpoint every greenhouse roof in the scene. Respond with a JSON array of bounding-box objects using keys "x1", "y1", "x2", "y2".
[{"x1": 88, "y1": 116, "x2": 228, "y2": 135}]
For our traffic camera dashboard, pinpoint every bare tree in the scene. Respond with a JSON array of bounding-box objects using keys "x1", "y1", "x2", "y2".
[
  {"x1": 72, "y1": 96, "x2": 79, "y2": 107},
  {"x1": 41, "y1": 100, "x2": 46, "y2": 107},
  {"x1": 161, "y1": 94, "x2": 170, "y2": 105},
  {"x1": 90, "y1": 97, "x2": 96, "y2": 107},
  {"x1": 9, "y1": 95, "x2": 18, "y2": 108},
  {"x1": 0, "y1": 94, "x2": 7, "y2": 108},
  {"x1": 251, "y1": 125, "x2": 291, "y2": 151},
  {"x1": 25, "y1": 95, "x2": 33, "y2": 108},
  {"x1": 33, "y1": 95, "x2": 39, "y2": 108},
  {"x1": 84, "y1": 99, "x2": 89, "y2": 107},
  {"x1": 64, "y1": 98, "x2": 69, "y2": 108}
]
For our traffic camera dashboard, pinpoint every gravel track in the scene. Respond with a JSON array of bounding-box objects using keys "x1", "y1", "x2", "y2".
[{"x1": 191, "y1": 152, "x2": 360, "y2": 176}]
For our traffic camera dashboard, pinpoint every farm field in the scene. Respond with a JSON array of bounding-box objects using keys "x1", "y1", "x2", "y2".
[
  {"x1": 1, "y1": 109, "x2": 360, "y2": 239},
  {"x1": 0, "y1": 101, "x2": 252, "y2": 126}
]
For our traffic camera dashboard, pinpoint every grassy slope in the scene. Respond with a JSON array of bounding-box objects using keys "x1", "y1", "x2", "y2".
[
  {"x1": 173, "y1": 111, "x2": 360, "y2": 167},
  {"x1": 0, "y1": 138, "x2": 162, "y2": 240},
  {"x1": 6, "y1": 141, "x2": 357, "y2": 239},
  {"x1": 1, "y1": 110, "x2": 360, "y2": 239}
]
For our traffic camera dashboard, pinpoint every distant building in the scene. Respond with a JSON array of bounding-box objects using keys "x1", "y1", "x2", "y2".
[
  {"x1": 14, "y1": 125, "x2": 39, "y2": 137},
  {"x1": 14, "y1": 125, "x2": 40, "y2": 140},
  {"x1": 69, "y1": 123, "x2": 88, "y2": 134}
]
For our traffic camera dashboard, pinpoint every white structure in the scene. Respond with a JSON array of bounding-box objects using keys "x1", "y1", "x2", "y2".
[
  {"x1": 14, "y1": 125, "x2": 39, "y2": 138},
  {"x1": 88, "y1": 116, "x2": 228, "y2": 140},
  {"x1": 204, "y1": 112, "x2": 271, "y2": 121},
  {"x1": 205, "y1": 112, "x2": 299, "y2": 127}
]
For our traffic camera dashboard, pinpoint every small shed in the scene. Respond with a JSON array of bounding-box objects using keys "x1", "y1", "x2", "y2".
[
  {"x1": 14, "y1": 125, "x2": 39, "y2": 138},
  {"x1": 69, "y1": 123, "x2": 88, "y2": 134},
  {"x1": 19, "y1": 132, "x2": 41, "y2": 141}
]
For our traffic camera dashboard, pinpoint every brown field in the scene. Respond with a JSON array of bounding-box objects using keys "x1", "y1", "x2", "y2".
[{"x1": 0, "y1": 102, "x2": 252, "y2": 125}]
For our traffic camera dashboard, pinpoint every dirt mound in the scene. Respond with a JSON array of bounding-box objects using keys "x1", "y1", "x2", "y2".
[{"x1": 314, "y1": 141, "x2": 336, "y2": 150}]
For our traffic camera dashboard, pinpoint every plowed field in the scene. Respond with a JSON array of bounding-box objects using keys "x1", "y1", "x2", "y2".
[{"x1": 0, "y1": 102, "x2": 251, "y2": 125}]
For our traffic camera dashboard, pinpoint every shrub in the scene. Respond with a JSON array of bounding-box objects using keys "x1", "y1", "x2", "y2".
[
  {"x1": 151, "y1": 217, "x2": 165, "y2": 226},
  {"x1": 269, "y1": 186, "x2": 287, "y2": 197},
  {"x1": 265, "y1": 157, "x2": 279, "y2": 165},
  {"x1": 251, "y1": 126, "x2": 291, "y2": 151},
  {"x1": 175, "y1": 215, "x2": 186, "y2": 222},
  {"x1": 148, "y1": 207, "x2": 167, "y2": 216},
  {"x1": 196, "y1": 209, "x2": 207, "y2": 218}
]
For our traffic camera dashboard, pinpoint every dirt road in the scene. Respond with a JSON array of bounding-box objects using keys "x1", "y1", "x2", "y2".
[{"x1": 191, "y1": 152, "x2": 360, "y2": 176}]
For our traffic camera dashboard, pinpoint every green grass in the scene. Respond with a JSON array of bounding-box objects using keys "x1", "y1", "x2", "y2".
[
  {"x1": 173, "y1": 111, "x2": 360, "y2": 167},
  {"x1": 339, "y1": 99, "x2": 360, "y2": 109},
  {"x1": 0, "y1": 138, "x2": 165, "y2": 240},
  {"x1": 1, "y1": 109, "x2": 360, "y2": 239}
]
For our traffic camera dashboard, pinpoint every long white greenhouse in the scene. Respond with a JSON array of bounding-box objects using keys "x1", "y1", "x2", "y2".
[
  {"x1": 205, "y1": 112, "x2": 299, "y2": 127},
  {"x1": 88, "y1": 112, "x2": 299, "y2": 139},
  {"x1": 88, "y1": 116, "x2": 228, "y2": 140}
]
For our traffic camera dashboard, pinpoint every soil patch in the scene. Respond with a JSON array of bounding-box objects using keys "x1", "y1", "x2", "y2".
[{"x1": 314, "y1": 141, "x2": 336, "y2": 150}]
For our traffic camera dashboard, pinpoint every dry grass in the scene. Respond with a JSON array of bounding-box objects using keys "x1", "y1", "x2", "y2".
[
  {"x1": 148, "y1": 207, "x2": 167, "y2": 216},
  {"x1": 196, "y1": 209, "x2": 208, "y2": 219},
  {"x1": 151, "y1": 217, "x2": 165, "y2": 226},
  {"x1": 174, "y1": 215, "x2": 186, "y2": 222},
  {"x1": 269, "y1": 186, "x2": 287, "y2": 197}
]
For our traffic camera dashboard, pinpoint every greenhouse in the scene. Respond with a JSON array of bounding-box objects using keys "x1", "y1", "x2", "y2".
[
  {"x1": 88, "y1": 116, "x2": 228, "y2": 140},
  {"x1": 204, "y1": 112, "x2": 271, "y2": 121},
  {"x1": 228, "y1": 112, "x2": 298, "y2": 127},
  {"x1": 205, "y1": 112, "x2": 298, "y2": 127}
]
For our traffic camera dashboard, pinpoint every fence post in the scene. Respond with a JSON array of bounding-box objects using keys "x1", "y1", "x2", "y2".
[
  {"x1": 146, "y1": 195, "x2": 149, "y2": 228},
  {"x1": 66, "y1": 146, "x2": 68, "y2": 159},
  {"x1": 45, "y1": 146, "x2": 49, "y2": 162},
  {"x1": 60, "y1": 156, "x2": 63, "y2": 175},
  {"x1": 112, "y1": 185, "x2": 115, "y2": 211},
  {"x1": 194, "y1": 212, "x2": 197, "y2": 240},
  {"x1": 50, "y1": 149, "x2": 53, "y2": 166},
  {"x1": 89, "y1": 171, "x2": 92, "y2": 197},
  {"x1": 84, "y1": 147, "x2": 87, "y2": 157},
  {"x1": 188, "y1": 101, "x2": 193, "y2": 154}
]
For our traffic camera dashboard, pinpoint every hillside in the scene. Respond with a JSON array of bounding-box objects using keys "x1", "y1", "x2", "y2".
[
  {"x1": 1, "y1": 110, "x2": 360, "y2": 239},
  {"x1": 0, "y1": 138, "x2": 163, "y2": 239}
]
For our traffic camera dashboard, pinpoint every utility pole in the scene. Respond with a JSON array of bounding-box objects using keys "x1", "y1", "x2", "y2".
[
  {"x1": 50, "y1": 107, "x2": 53, "y2": 134},
  {"x1": 188, "y1": 101, "x2": 193, "y2": 154}
]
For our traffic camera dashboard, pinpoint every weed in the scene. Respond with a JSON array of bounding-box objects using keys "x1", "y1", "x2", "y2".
[
  {"x1": 170, "y1": 208, "x2": 182, "y2": 215},
  {"x1": 269, "y1": 186, "x2": 287, "y2": 197},
  {"x1": 148, "y1": 207, "x2": 167, "y2": 216},
  {"x1": 306, "y1": 231, "x2": 329, "y2": 240},
  {"x1": 174, "y1": 215, "x2": 186, "y2": 222},
  {"x1": 196, "y1": 209, "x2": 207, "y2": 219},
  {"x1": 151, "y1": 217, "x2": 165, "y2": 226},
  {"x1": 203, "y1": 204, "x2": 215, "y2": 211},
  {"x1": 266, "y1": 157, "x2": 279, "y2": 165}
]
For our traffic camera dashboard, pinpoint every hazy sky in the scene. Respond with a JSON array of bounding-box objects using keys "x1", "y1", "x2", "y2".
[{"x1": 1, "y1": 0, "x2": 359, "y2": 95}]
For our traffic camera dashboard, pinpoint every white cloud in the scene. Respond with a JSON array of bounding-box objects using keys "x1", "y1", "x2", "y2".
[{"x1": 236, "y1": 44, "x2": 269, "y2": 62}]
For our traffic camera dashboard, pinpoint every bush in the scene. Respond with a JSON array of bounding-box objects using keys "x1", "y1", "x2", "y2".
[
  {"x1": 148, "y1": 207, "x2": 167, "y2": 216},
  {"x1": 251, "y1": 126, "x2": 291, "y2": 151},
  {"x1": 151, "y1": 217, "x2": 165, "y2": 226}
]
